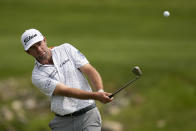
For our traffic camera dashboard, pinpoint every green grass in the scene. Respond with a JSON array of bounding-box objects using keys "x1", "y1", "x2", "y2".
[
  {"x1": 0, "y1": 0, "x2": 196, "y2": 130},
  {"x1": 104, "y1": 74, "x2": 196, "y2": 130}
]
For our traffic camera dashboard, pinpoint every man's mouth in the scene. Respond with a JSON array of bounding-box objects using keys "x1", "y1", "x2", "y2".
[{"x1": 39, "y1": 52, "x2": 46, "y2": 56}]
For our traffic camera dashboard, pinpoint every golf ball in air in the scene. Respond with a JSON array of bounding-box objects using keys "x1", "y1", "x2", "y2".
[{"x1": 163, "y1": 11, "x2": 170, "y2": 17}]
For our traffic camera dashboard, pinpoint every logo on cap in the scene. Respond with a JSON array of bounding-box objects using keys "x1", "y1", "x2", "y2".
[{"x1": 24, "y1": 34, "x2": 37, "y2": 45}]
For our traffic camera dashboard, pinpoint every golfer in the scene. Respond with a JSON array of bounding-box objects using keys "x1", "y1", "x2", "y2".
[{"x1": 21, "y1": 29, "x2": 113, "y2": 131}]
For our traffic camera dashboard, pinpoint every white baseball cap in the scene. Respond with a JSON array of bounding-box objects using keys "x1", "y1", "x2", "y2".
[{"x1": 21, "y1": 29, "x2": 44, "y2": 51}]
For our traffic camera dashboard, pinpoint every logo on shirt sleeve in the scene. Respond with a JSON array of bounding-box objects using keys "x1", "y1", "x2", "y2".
[
  {"x1": 45, "y1": 79, "x2": 52, "y2": 88},
  {"x1": 49, "y1": 69, "x2": 58, "y2": 78},
  {"x1": 77, "y1": 50, "x2": 85, "y2": 59}
]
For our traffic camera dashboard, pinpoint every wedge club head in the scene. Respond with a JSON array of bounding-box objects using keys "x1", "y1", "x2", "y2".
[
  {"x1": 132, "y1": 66, "x2": 142, "y2": 78},
  {"x1": 109, "y1": 66, "x2": 142, "y2": 98}
]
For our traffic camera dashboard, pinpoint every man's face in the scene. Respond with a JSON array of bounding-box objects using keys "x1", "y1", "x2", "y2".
[{"x1": 27, "y1": 38, "x2": 50, "y2": 61}]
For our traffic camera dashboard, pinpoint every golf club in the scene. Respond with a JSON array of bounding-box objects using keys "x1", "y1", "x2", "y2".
[{"x1": 109, "y1": 66, "x2": 142, "y2": 98}]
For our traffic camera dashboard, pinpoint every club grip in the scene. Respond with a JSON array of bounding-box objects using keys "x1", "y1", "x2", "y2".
[{"x1": 109, "y1": 94, "x2": 114, "y2": 98}]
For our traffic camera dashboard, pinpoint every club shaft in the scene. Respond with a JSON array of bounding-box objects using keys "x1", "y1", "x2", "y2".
[{"x1": 109, "y1": 77, "x2": 139, "y2": 98}]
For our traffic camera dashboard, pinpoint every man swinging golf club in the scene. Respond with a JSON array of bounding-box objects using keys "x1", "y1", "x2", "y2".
[{"x1": 21, "y1": 29, "x2": 113, "y2": 131}]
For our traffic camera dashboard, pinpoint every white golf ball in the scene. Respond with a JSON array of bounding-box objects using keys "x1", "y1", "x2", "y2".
[
  {"x1": 163, "y1": 11, "x2": 170, "y2": 17},
  {"x1": 134, "y1": 66, "x2": 139, "y2": 70}
]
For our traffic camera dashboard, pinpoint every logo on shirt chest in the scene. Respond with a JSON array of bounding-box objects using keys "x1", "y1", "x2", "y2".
[{"x1": 60, "y1": 59, "x2": 70, "y2": 67}]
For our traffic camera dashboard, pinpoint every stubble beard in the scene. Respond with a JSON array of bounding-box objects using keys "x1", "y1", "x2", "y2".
[{"x1": 37, "y1": 49, "x2": 52, "y2": 64}]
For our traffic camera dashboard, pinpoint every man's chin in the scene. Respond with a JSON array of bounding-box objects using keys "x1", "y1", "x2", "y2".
[{"x1": 37, "y1": 56, "x2": 45, "y2": 61}]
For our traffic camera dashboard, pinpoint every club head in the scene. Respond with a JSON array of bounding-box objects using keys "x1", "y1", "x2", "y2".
[{"x1": 132, "y1": 66, "x2": 142, "y2": 77}]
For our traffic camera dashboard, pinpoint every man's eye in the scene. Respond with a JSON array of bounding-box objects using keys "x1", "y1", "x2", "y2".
[
  {"x1": 37, "y1": 42, "x2": 42, "y2": 46},
  {"x1": 31, "y1": 46, "x2": 36, "y2": 49}
]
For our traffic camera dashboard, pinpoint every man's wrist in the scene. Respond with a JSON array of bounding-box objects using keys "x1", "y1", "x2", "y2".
[{"x1": 98, "y1": 89, "x2": 104, "y2": 92}]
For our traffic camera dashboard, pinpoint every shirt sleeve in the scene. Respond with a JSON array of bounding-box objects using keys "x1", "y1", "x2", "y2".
[
  {"x1": 65, "y1": 44, "x2": 89, "y2": 68},
  {"x1": 32, "y1": 73, "x2": 59, "y2": 96}
]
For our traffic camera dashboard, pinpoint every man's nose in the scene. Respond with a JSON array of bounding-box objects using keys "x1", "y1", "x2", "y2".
[{"x1": 35, "y1": 45, "x2": 42, "y2": 52}]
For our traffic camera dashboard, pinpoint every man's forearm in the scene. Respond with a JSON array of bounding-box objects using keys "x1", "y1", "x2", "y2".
[
  {"x1": 53, "y1": 83, "x2": 112, "y2": 103},
  {"x1": 80, "y1": 64, "x2": 104, "y2": 91},
  {"x1": 53, "y1": 83, "x2": 97, "y2": 100},
  {"x1": 88, "y1": 69, "x2": 103, "y2": 91}
]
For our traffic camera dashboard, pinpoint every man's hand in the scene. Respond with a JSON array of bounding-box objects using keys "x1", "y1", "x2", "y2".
[{"x1": 94, "y1": 92, "x2": 113, "y2": 104}]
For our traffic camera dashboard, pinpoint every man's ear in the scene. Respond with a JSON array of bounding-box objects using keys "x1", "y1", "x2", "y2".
[
  {"x1": 44, "y1": 37, "x2": 46, "y2": 43},
  {"x1": 25, "y1": 50, "x2": 30, "y2": 55}
]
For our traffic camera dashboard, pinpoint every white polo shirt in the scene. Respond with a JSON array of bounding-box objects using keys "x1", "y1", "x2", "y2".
[{"x1": 32, "y1": 43, "x2": 94, "y2": 115}]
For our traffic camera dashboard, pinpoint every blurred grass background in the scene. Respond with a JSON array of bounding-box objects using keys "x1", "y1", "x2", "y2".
[{"x1": 0, "y1": 0, "x2": 196, "y2": 130}]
